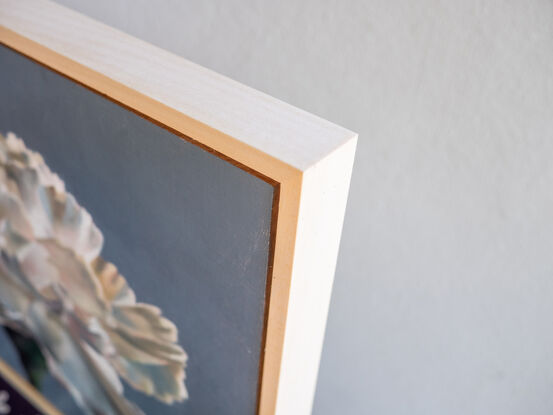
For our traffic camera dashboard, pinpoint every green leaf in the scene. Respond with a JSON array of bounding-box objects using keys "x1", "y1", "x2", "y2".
[{"x1": 4, "y1": 326, "x2": 48, "y2": 389}]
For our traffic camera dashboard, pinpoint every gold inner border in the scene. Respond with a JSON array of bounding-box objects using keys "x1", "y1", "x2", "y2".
[
  {"x1": 0, "y1": 44, "x2": 280, "y2": 414},
  {"x1": 0, "y1": 357, "x2": 62, "y2": 414}
]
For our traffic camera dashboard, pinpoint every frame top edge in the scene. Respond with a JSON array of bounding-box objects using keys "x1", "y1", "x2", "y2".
[{"x1": 0, "y1": 0, "x2": 357, "y2": 173}]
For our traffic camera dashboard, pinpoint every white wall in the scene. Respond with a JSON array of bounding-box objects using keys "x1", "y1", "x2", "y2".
[{"x1": 53, "y1": 1, "x2": 553, "y2": 413}]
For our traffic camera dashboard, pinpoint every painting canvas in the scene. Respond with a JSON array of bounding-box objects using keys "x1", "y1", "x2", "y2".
[{"x1": 0, "y1": 44, "x2": 275, "y2": 414}]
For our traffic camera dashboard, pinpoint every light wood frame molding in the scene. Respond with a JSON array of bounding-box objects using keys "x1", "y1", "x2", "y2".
[{"x1": 0, "y1": 1, "x2": 357, "y2": 414}]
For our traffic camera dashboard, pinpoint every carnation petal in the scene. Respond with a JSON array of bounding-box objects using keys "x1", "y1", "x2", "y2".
[{"x1": 26, "y1": 302, "x2": 142, "y2": 415}]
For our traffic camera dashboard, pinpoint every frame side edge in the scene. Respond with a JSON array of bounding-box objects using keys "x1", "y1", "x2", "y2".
[{"x1": 274, "y1": 136, "x2": 358, "y2": 414}]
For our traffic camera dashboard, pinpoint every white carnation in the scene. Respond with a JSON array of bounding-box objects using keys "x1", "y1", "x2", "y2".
[{"x1": 0, "y1": 132, "x2": 188, "y2": 414}]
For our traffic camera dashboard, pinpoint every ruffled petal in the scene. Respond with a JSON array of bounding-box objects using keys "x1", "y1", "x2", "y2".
[
  {"x1": 26, "y1": 302, "x2": 142, "y2": 415},
  {"x1": 107, "y1": 322, "x2": 188, "y2": 404},
  {"x1": 92, "y1": 257, "x2": 135, "y2": 306},
  {"x1": 40, "y1": 239, "x2": 108, "y2": 318},
  {"x1": 0, "y1": 133, "x2": 103, "y2": 261},
  {"x1": 113, "y1": 304, "x2": 178, "y2": 343}
]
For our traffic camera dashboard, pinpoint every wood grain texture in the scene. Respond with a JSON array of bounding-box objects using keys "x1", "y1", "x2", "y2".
[
  {"x1": 0, "y1": 1, "x2": 358, "y2": 414},
  {"x1": 274, "y1": 139, "x2": 357, "y2": 415},
  {"x1": 0, "y1": 0, "x2": 354, "y2": 174}
]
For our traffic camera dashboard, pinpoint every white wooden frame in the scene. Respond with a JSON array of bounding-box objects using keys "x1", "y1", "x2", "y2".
[{"x1": 0, "y1": 1, "x2": 357, "y2": 413}]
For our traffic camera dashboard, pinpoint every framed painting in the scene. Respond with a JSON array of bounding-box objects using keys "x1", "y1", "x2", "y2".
[{"x1": 0, "y1": 0, "x2": 357, "y2": 414}]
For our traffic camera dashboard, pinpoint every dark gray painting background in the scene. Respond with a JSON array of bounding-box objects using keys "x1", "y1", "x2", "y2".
[{"x1": 0, "y1": 45, "x2": 274, "y2": 414}]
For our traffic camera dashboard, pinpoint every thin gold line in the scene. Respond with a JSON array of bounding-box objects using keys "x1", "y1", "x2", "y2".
[
  {"x1": 0, "y1": 357, "x2": 62, "y2": 415},
  {"x1": 256, "y1": 181, "x2": 280, "y2": 413}
]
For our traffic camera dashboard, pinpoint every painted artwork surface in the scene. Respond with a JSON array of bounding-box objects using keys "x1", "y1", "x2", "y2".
[
  {"x1": 0, "y1": 44, "x2": 274, "y2": 414},
  {"x1": 0, "y1": 132, "x2": 187, "y2": 414}
]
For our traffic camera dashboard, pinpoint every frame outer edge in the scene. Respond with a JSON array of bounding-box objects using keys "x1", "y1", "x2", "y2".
[{"x1": 273, "y1": 137, "x2": 358, "y2": 414}]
